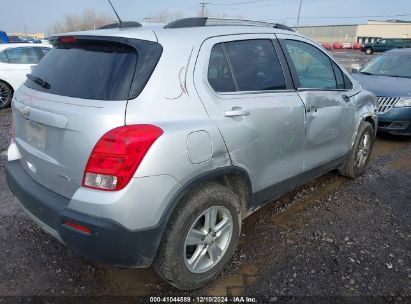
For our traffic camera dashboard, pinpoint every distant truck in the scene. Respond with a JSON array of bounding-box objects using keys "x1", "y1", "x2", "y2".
[
  {"x1": 362, "y1": 38, "x2": 411, "y2": 54},
  {"x1": 0, "y1": 31, "x2": 9, "y2": 43}
]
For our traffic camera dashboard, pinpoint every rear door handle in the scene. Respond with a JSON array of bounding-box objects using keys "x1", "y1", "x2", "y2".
[{"x1": 224, "y1": 108, "x2": 250, "y2": 117}]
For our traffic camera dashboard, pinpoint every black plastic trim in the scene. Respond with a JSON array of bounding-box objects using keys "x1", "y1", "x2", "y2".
[
  {"x1": 158, "y1": 166, "x2": 253, "y2": 224},
  {"x1": 98, "y1": 21, "x2": 142, "y2": 29},
  {"x1": 164, "y1": 17, "x2": 293, "y2": 32},
  {"x1": 5, "y1": 160, "x2": 163, "y2": 267},
  {"x1": 164, "y1": 17, "x2": 208, "y2": 29},
  {"x1": 250, "y1": 155, "x2": 347, "y2": 210}
]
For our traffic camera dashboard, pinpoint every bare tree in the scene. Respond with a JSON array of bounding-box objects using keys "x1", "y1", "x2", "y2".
[
  {"x1": 144, "y1": 10, "x2": 184, "y2": 24},
  {"x1": 48, "y1": 10, "x2": 114, "y2": 34},
  {"x1": 197, "y1": 9, "x2": 242, "y2": 19}
]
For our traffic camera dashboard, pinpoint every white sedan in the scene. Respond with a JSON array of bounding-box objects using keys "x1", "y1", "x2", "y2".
[{"x1": 0, "y1": 43, "x2": 52, "y2": 109}]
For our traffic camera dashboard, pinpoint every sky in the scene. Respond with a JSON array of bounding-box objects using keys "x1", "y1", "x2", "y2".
[{"x1": 1, "y1": 0, "x2": 411, "y2": 34}]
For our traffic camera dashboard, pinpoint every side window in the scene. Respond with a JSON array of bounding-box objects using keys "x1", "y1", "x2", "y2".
[
  {"x1": 332, "y1": 62, "x2": 345, "y2": 89},
  {"x1": 0, "y1": 51, "x2": 8, "y2": 63},
  {"x1": 284, "y1": 40, "x2": 337, "y2": 90},
  {"x1": 208, "y1": 44, "x2": 236, "y2": 92},
  {"x1": 5, "y1": 47, "x2": 39, "y2": 64},
  {"x1": 224, "y1": 40, "x2": 286, "y2": 91},
  {"x1": 343, "y1": 73, "x2": 353, "y2": 90}
]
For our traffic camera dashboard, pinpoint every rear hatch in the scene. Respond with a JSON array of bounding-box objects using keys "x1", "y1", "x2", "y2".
[{"x1": 12, "y1": 35, "x2": 162, "y2": 198}]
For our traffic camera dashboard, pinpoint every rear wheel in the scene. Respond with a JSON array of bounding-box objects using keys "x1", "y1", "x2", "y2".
[
  {"x1": 0, "y1": 81, "x2": 12, "y2": 109},
  {"x1": 154, "y1": 182, "x2": 241, "y2": 290},
  {"x1": 365, "y1": 47, "x2": 373, "y2": 55},
  {"x1": 339, "y1": 121, "x2": 374, "y2": 178}
]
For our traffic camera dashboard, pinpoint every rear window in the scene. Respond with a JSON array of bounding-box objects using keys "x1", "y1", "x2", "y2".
[{"x1": 26, "y1": 42, "x2": 137, "y2": 100}]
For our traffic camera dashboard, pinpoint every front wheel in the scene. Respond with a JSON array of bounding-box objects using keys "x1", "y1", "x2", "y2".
[
  {"x1": 365, "y1": 47, "x2": 373, "y2": 55},
  {"x1": 339, "y1": 121, "x2": 375, "y2": 178},
  {"x1": 154, "y1": 182, "x2": 241, "y2": 290}
]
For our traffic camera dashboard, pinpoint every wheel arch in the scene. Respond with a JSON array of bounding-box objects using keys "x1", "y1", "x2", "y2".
[
  {"x1": 152, "y1": 166, "x2": 252, "y2": 263},
  {"x1": 165, "y1": 167, "x2": 252, "y2": 223},
  {"x1": 364, "y1": 115, "x2": 376, "y2": 133},
  {"x1": 0, "y1": 79, "x2": 15, "y2": 94},
  {"x1": 0, "y1": 79, "x2": 15, "y2": 108}
]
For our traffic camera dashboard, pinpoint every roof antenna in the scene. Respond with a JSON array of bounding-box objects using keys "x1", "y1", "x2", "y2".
[{"x1": 107, "y1": 0, "x2": 123, "y2": 27}]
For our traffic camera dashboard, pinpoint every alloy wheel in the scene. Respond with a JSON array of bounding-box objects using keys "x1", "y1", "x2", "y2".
[
  {"x1": 0, "y1": 84, "x2": 10, "y2": 107},
  {"x1": 356, "y1": 133, "x2": 371, "y2": 169},
  {"x1": 184, "y1": 206, "x2": 233, "y2": 274}
]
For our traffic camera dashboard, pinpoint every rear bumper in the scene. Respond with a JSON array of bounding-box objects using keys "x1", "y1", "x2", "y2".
[
  {"x1": 378, "y1": 107, "x2": 411, "y2": 135},
  {"x1": 5, "y1": 160, "x2": 163, "y2": 267}
]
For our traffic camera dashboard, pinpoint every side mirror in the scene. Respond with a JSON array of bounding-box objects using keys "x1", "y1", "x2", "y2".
[{"x1": 351, "y1": 65, "x2": 361, "y2": 73}]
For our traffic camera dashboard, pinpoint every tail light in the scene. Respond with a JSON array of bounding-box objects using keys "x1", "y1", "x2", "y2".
[{"x1": 82, "y1": 124, "x2": 163, "y2": 191}]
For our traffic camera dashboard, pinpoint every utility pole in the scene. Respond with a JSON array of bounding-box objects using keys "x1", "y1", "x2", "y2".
[
  {"x1": 296, "y1": 0, "x2": 303, "y2": 29},
  {"x1": 200, "y1": 2, "x2": 209, "y2": 18}
]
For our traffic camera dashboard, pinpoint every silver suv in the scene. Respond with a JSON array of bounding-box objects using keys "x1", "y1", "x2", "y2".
[{"x1": 6, "y1": 18, "x2": 377, "y2": 290}]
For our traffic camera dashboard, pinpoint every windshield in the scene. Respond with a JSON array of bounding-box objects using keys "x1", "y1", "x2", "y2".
[{"x1": 360, "y1": 52, "x2": 411, "y2": 78}]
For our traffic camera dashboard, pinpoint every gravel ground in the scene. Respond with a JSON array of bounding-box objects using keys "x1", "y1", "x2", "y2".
[{"x1": 1, "y1": 63, "x2": 410, "y2": 302}]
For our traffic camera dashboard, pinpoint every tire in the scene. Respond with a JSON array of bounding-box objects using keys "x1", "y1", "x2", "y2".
[
  {"x1": 365, "y1": 47, "x2": 373, "y2": 55},
  {"x1": 0, "y1": 81, "x2": 13, "y2": 109},
  {"x1": 339, "y1": 121, "x2": 374, "y2": 178},
  {"x1": 154, "y1": 182, "x2": 241, "y2": 290}
]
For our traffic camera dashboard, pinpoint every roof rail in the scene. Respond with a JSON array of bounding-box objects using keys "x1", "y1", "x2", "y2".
[
  {"x1": 98, "y1": 21, "x2": 142, "y2": 30},
  {"x1": 164, "y1": 17, "x2": 294, "y2": 32}
]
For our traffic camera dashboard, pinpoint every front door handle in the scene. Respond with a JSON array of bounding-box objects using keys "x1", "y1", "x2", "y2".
[
  {"x1": 342, "y1": 94, "x2": 351, "y2": 102},
  {"x1": 224, "y1": 108, "x2": 250, "y2": 117}
]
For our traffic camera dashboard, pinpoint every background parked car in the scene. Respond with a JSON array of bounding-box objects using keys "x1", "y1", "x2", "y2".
[
  {"x1": 0, "y1": 31, "x2": 9, "y2": 44},
  {"x1": 332, "y1": 42, "x2": 343, "y2": 49},
  {"x1": 361, "y1": 38, "x2": 411, "y2": 55},
  {"x1": 0, "y1": 43, "x2": 52, "y2": 108},
  {"x1": 352, "y1": 48, "x2": 411, "y2": 135},
  {"x1": 352, "y1": 42, "x2": 363, "y2": 50},
  {"x1": 342, "y1": 42, "x2": 353, "y2": 49},
  {"x1": 7, "y1": 36, "x2": 27, "y2": 43},
  {"x1": 321, "y1": 42, "x2": 332, "y2": 50}
]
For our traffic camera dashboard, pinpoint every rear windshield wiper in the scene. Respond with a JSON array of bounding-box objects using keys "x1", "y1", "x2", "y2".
[{"x1": 26, "y1": 74, "x2": 51, "y2": 89}]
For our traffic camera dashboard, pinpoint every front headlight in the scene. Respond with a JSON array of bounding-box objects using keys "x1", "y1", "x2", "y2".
[{"x1": 394, "y1": 98, "x2": 411, "y2": 108}]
